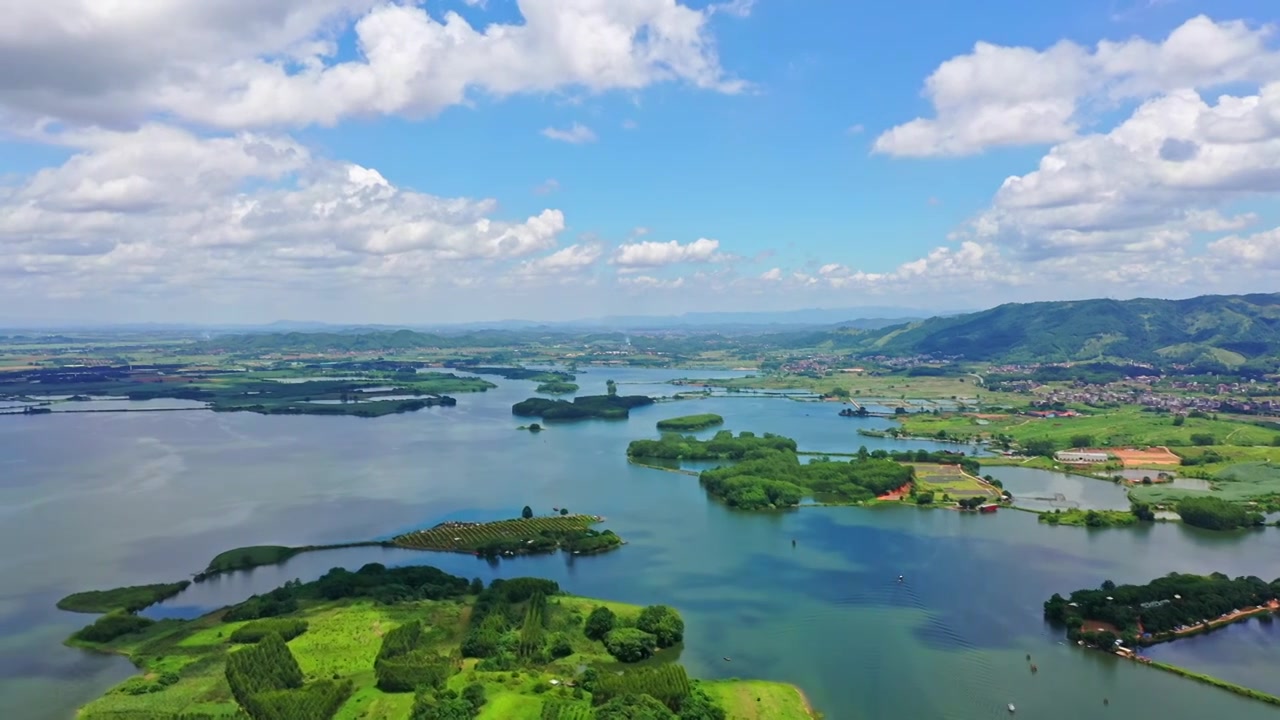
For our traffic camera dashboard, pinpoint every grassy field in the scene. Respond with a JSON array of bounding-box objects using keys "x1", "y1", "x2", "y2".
[
  {"x1": 72, "y1": 590, "x2": 810, "y2": 720},
  {"x1": 1129, "y1": 461, "x2": 1280, "y2": 507},
  {"x1": 702, "y1": 679, "x2": 815, "y2": 720},
  {"x1": 898, "y1": 407, "x2": 1280, "y2": 449},
  {"x1": 909, "y1": 463, "x2": 1000, "y2": 499}
]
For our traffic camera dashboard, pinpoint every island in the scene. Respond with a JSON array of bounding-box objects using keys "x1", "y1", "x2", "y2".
[
  {"x1": 1045, "y1": 572, "x2": 1280, "y2": 705},
  {"x1": 57, "y1": 581, "x2": 191, "y2": 614},
  {"x1": 192, "y1": 515, "x2": 624, "y2": 581},
  {"x1": 656, "y1": 413, "x2": 724, "y2": 431},
  {"x1": 393, "y1": 514, "x2": 624, "y2": 557},
  {"x1": 536, "y1": 380, "x2": 580, "y2": 395},
  {"x1": 627, "y1": 430, "x2": 996, "y2": 510},
  {"x1": 513, "y1": 393, "x2": 655, "y2": 421},
  {"x1": 64, "y1": 565, "x2": 814, "y2": 720}
]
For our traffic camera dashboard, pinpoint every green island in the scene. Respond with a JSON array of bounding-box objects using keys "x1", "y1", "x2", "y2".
[
  {"x1": 627, "y1": 430, "x2": 996, "y2": 510},
  {"x1": 463, "y1": 367, "x2": 575, "y2": 383},
  {"x1": 535, "y1": 381, "x2": 580, "y2": 395},
  {"x1": 655, "y1": 414, "x2": 724, "y2": 432},
  {"x1": 393, "y1": 514, "x2": 624, "y2": 558},
  {"x1": 1044, "y1": 572, "x2": 1280, "y2": 705},
  {"x1": 512, "y1": 394, "x2": 655, "y2": 422},
  {"x1": 57, "y1": 582, "x2": 192, "y2": 614},
  {"x1": 1040, "y1": 509, "x2": 1142, "y2": 528},
  {"x1": 65, "y1": 565, "x2": 814, "y2": 720}
]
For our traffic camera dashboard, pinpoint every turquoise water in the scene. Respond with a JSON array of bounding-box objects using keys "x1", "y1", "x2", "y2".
[{"x1": 2, "y1": 368, "x2": 1279, "y2": 719}]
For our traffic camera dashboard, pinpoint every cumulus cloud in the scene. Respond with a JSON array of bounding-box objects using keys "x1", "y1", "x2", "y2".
[
  {"x1": 0, "y1": 126, "x2": 568, "y2": 300},
  {"x1": 962, "y1": 84, "x2": 1280, "y2": 260},
  {"x1": 875, "y1": 15, "x2": 1280, "y2": 156},
  {"x1": 541, "y1": 123, "x2": 598, "y2": 144},
  {"x1": 512, "y1": 242, "x2": 603, "y2": 277},
  {"x1": 0, "y1": 0, "x2": 744, "y2": 130},
  {"x1": 612, "y1": 237, "x2": 722, "y2": 268},
  {"x1": 618, "y1": 274, "x2": 686, "y2": 289}
]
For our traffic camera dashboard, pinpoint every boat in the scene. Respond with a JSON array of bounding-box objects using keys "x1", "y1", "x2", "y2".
[
  {"x1": 1008, "y1": 703, "x2": 1016, "y2": 713},
  {"x1": 979, "y1": 503, "x2": 999, "y2": 513}
]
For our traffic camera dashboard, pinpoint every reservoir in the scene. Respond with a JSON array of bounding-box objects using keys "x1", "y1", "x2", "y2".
[{"x1": 2, "y1": 368, "x2": 1279, "y2": 719}]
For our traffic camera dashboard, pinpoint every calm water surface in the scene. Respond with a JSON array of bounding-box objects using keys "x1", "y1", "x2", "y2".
[{"x1": 2, "y1": 368, "x2": 1279, "y2": 720}]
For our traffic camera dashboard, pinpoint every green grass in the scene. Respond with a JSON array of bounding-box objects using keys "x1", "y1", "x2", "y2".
[
  {"x1": 75, "y1": 592, "x2": 801, "y2": 720},
  {"x1": 910, "y1": 463, "x2": 999, "y2": 500},
  {"x1": 392, "y1": 515, "x2": 605, "y2": 553},
  {"x1": 702, "y1": 679, "x2": 815, "y2": 719},
  {"x1": 656, "y1": 413, "x2": 725, "y2": 431},
  {"x1": 57, "y1": 581, "x2": 190, "y2": 614},
  {"x1": 899, "y1": 407, "x2": 1279, "y2": 449},
  {"x1": 674, "y1": 373, "x2": 1001, "y2": 403},
  {"x1": 1147, "y1": 660, "x2": 1280, "y2": 707}
]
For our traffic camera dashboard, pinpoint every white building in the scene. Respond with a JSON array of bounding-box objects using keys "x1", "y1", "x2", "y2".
[{"x1": 1054, "y1": 451, "x2": 1110, "y2": 464}]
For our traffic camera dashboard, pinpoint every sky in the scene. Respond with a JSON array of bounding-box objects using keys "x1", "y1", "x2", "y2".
[{"x1": 1, "y1": 0, "x2": 1279, "y2": 325}]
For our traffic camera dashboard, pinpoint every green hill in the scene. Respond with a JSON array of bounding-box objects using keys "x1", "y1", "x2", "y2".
[{"x1": 848, "y1": 293, "x2": 1280, "y2": 366}]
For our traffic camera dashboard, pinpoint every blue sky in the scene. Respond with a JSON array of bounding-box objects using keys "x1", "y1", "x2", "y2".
[{"x1": 1, "y1": 0, "x2": 1279, "y2": 324}]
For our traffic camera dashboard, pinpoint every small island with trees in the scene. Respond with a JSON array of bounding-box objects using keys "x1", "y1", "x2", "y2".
[
  {"x1": 62, "y1": 565, "x2": 814, "y2": 720},
  {"x1": 535, "y1": 380, "x2": 580, "y2": 395},
  {"x1": 656, "y1": 413, "x2": 725, "y2": 431},
  {"x1": 393, "y1": 512, "x2": 624, "y2": 558},
  {"x1": 513, "y1": 381, "x2": 655, "y2": 421}
]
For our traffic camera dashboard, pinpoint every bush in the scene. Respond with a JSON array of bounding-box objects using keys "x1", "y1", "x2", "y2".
[
  {"x1": 603, "y1": 628, "x2": 656, "y2": 663},
  {"x1": 230, "y1": 619, "x2": 308, "y2": 644},
  {"x1": 73, "y1": 612, "x2": 155, "y2": 643},
  {"x1": 636, "y1": 605, "x2": 684, "y2": 648},
  {"x1": 584, "y1": 606, "x2": 616, "y2": 641}
]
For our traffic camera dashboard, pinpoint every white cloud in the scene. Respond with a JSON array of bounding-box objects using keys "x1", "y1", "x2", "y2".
[
  {"x1": 0, "y1": 126, "x2": 568, "y2": 300},
  {"x1": 0, "y1": 0, "x2": 744, "y2": 130},
  {"x1": 1210, "y1": 226, "x2": 1280, "y2": 268},
  {"x1": 512, "y1": 242, "x2": 603, "y2": 277},
  {"x1": 759, "y1": 267, "x2": 782, "y2": 281},
  {"x1": 963, "y1": 84, "x2": 1280, "y2": 259},
  {"x1": 875, "y1": 15, "x2": 1280, "y2": 156},
  {"x1": 612, "y1": 237, "x2": 722, "y2": 268},
  {"x1": 533, "y1": 178, "x2": 561, "y2": 195},
  {"x1": 618, "y1": 274, "x2": 686, "y2": 289},
  {"x1": 542, "y1": 123, "x2": 598, "y2": 144}
]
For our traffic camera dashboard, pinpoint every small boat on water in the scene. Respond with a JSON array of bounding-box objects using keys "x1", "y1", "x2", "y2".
[{"x1": 1008, "y1": 703, "x2": 1016, "y2": 713}]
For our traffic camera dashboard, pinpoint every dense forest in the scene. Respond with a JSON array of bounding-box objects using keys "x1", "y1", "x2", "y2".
[{"x1": 1045, "y1": 572, "x2": 1280, "y2": 645}]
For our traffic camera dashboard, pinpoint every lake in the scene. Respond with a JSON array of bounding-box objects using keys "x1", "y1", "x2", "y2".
[{"x1": 2, "y1": 367, "x2": 1279, "y2": 719}]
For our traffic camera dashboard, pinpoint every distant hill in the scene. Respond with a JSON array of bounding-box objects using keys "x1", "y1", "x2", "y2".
[{"x1": 850, "y1": 293, "x2": 1280, "y2": 368}]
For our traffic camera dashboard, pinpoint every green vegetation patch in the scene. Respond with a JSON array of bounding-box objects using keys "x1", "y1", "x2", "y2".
[
  {"x1": 655, "y1": 414, "x2": 724, "y2": 431},
  {"x1": 535, "y1": 381, "x2": 580, "y2": 395},
  {"x1": 512, "y1": 394, "x2": 654, "y2": 421},
  {"x1": 393, "y1": 515, "x2": 622, "y2": 557},
  {"x1": 1040, "y1": 509, "x2": 1140, "y2": 528},
  {"x1": 1129, "y1": 461, "x2": 1280, "y2": 512},
  {"x1": 205, "y1": 546, "x2": 301, "y2": 574},
  {"x1": 58, "y1": 581, "x2": 191, "y2": 614},
  {"x1": 1045, "y1": 572, "x2": 1280, "y2": 648},
  {"x1": 701, "y1": 679, "x2": 814, "y2": 720}
]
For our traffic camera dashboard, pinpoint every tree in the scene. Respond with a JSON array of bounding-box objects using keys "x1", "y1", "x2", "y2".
[
  {"x1": 607, "y1": 379, "x2": 618, "y2": 397},
  {"x1": 559, "y1": 507, "x2": 569, "y2": 516},
  {"x1": 1190, "y1": 433, "x2": 1216, "y2": 446},
  {"x1": 1100, "y1": 579, "x2": 1116, "y2": 591},
  {"x1": 636, "y1": 605, "x2": 685, "y2": 647},
  {"x1": 584, "y1": 606, "x2": 616, "y2": 641},
  {"x1": 527, "y1": 423, "x2": 542, "y2": 432},
  {"x1": 915, "y1": 491, "x2": 935, "y2": 505},
  {"x1": 1069, "y1": 434, "x2": 1094, "y2": 449},
  {"x1": 603, "y1": 628, "x2": 656, "y2": 662},
  {"x1": 1173, "y1": 415, "x2": 1186, "y2": 426},
  {"x1": 521, "y1": 505, "x2": 533, "y2": 520},
  {"x1": 594, "y1": 694, "x2": 676, "y2": 720},
  {"x1": 1024, "y1": 439, "x2": 1056, "y2": 457}
]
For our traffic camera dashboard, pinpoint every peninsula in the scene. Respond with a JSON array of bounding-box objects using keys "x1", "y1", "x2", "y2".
[{"x1": 64, "y1": 566, "x2": 814, "y2": 720}]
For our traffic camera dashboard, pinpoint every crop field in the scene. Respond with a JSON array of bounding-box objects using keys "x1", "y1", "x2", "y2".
[
  {"x1": 1130, "y1": 462, "x2": 1280, "y2": 506},
  {"x1": 910, "y1": 464, "x2": 998, "y2": 499},
  {"x1": 673, "y1": 373, "x2": 1004, "y2": 403},
  {"x1": 393, "y1": 515, "x2": 600, "y2": 552},
  {"x1": 900, "y1": 407, "x2": 1280, "y2": 449}
]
